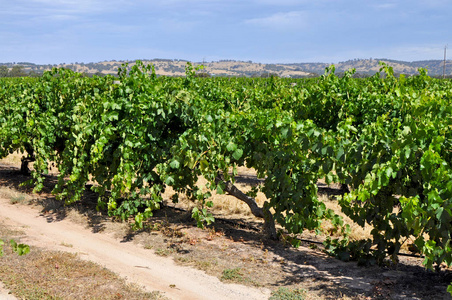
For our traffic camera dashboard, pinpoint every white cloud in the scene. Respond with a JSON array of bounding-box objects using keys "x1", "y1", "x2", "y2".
[
  {"x1": 156, "y1": 18, "x2": 200, "y2": 33},
  {"x1": 253, "y1": 0, "x2": 306, "y2": 5},
  {"x1": 389, "y1": 45, "x2": 447, "y2": 61},
  {"x1": 245, "y1": 11, "x2": 307, "y2": 30},
  {"x1": 373, "y1": 3, "x2": 397, "y2": 10},
  {"x1": 32, "y1": 14, "x2": 79, "y2": 22},
  {"x1": 29, "y1": 0, "x2": 119, "y2": 13},
  {"x1": 0, "y1": 0, "x2": 130, "y2": 17},
  {"x1": 419, "y1": 0, "x2": 451, "y2": 8}
]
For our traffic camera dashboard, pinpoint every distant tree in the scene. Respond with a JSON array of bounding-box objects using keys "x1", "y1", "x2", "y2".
[
  {"x1": 10, "y1": 65, "x2": 26, "y2": 77},
  {"x1": 93, "y1": 71, "x2": 105, "y2": 77},
  {"x1": 28, "y1": 70, "x2": 41, "y2": 78},
  {"x1": 0, "y1": 65, "x2": 8, "y2": 77},
  {"x1": 195, "y1": 72, "x2": 211, "y2": 78},
  {"x1": 260, "y1": 72, "x2": 278, "y2": 78}
]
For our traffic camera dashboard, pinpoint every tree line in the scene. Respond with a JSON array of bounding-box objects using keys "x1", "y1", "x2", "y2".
[{"x1": 0, "y1": 65, "x2": 40, "y2": 78}]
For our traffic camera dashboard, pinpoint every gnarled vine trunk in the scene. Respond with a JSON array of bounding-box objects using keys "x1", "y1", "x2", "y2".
[
  {"x1": 20, "y1": 144, "x2": 35, "y2": 175},
  {"x1": 215, "y1": 175, "x2": 277, "y2": 240}
]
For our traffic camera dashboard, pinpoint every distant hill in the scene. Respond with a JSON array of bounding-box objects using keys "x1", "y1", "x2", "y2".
[
  {"x1": 1, "y1": 58, "x2": 451, "y2": 77},
  {"x1": 289, "y1": 58, "x2": 452, "y2": 77}
]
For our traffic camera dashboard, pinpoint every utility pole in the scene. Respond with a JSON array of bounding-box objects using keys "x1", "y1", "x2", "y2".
[
  {"x1": 444, "y1": 45, "x2": 447, "y2": 79},
  {"x1": 202, "y1": 57, "x2": 207, "y2": 75}
]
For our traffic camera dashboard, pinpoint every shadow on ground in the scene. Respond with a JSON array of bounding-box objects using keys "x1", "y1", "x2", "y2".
[
  {"x1": 0, "y1": 164, "x2": 451, "y2": 300},
  {"x1": 0, "y1": 165, "x2": 108, "y2": 233}
]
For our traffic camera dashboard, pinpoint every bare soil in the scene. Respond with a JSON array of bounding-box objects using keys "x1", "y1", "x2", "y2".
[{"x1": 0, "y1": 162, "x2": 451, "y2": 300}]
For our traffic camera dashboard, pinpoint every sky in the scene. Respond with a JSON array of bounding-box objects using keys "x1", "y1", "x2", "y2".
[{"x1": 1, "y1": 0, "x2": 451, "y2": 64}]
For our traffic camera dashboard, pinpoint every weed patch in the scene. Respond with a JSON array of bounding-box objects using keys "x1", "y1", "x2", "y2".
[
  {"x1": 269, "y1": 287, "x2": 306, "y2": 300},
  {"x1": 221, "y1": 267, "x2": 243, "y2": 282}
]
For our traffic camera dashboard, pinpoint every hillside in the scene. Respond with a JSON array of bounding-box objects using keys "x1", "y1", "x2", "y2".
[{"x1": 1, "y1": 58, "x2": 451, "y2": 77}]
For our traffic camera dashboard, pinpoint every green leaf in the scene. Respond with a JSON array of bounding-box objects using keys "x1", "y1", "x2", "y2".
[
  {"x1": 134, "y1": 213, "x2": 144, "y2": 229},
  {"x1": 216, "y1": 184, "x2": 224, "y2": 194},
  {"x1": 170, "y1": 160, "x2": 180, "y2": 169},
  {"x1": 165, "y1": 176, "x2": 175, "y2": 185},
  {"x1": 108, "y1": 111, "x2": 119, "y2": 121},
  {"x1": 232, "y1": 148, "x2": 243, "y2": 160},
  {"x1": 326, "y1": 173, "x2": 334, "y2": 185},
  {"x1": 16, "y1": 244, "x2": 30, "y2": 256},
  {"x1": 336, "y1": 147, "x2": 345, "y2": 160},
  {"x1": 226, "y1": 142, "x2": 237, "y2": 152},
  {"x1": 199, "y1": 159, "x2": 209, "y2": 171},
  {"x1": 281, "y1": 127, "x2": 289, "y2": 138},
  {"x1": 385, "y1": 166, "x2": 394, "y2": 179},
  {"x1": 10, "y1": 239, "x2": 29, "y2": 256},
  {"x1": 10, "y1": 239, "x2": 17, "y2": 249},
  {"x1": 404, "y1": 146, "x2": 411, "y2": 160},
  {"x1": 436, "y1": 207, "x2": 445, "y2": 221}
]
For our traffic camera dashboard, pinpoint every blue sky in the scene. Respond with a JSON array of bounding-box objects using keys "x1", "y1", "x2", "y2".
[{"x1": 1, "y1": 0, "x2": 451, "y2": 64}]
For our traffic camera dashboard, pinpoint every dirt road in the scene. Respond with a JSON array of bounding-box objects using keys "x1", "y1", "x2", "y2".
[
  {"x1": 0, "y1": 197, "x2": 270, "y2": 300},
  {"x1": 0, "y1": 281, "x2": 17, "y2": 300}
]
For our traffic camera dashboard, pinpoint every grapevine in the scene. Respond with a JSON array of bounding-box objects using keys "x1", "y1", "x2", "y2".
[{"x1": 1, "y1": 61, "x2": 452, "y2": 293}]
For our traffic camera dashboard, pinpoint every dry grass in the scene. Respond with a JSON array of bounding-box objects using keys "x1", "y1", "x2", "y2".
[
  {"x1": 0, "y1": 186, "x2": 34, "y2": 205},
  {"x1": 161, "y1": 167, "x2": 267, "y2": 222},
  {"x1": 0, "y1": 151, "x2": 23, "y2": 166},
  {"x1": 160, "y1": 167, "x2": 374, "y2": 246},
  {"x1": 0, "y1": 151, "x2": 60, "y2": 176},
  {"x1": 0, "y1": 224, "x2": 166, "y2": 300},
  {"x1": 320, "y1": 195, "x2": 373, "y2": 242}
]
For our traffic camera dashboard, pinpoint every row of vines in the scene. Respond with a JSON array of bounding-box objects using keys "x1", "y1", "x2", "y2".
[{"x1": 1, "y1": 61, "x2": 452, "y2": 292}]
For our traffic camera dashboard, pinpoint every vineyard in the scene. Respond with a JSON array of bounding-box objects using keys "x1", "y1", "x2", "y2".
[{"x1": 1, "y1": 61, "x2": 452, "y2": 294}]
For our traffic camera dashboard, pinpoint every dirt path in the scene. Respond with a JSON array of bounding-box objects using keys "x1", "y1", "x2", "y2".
[
  {"x1": 0, "y1": 197, "x2": 270, "y2": 300},
  {"x1": 0, "y1": 281, "x2": 17, "y2": 300}
]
